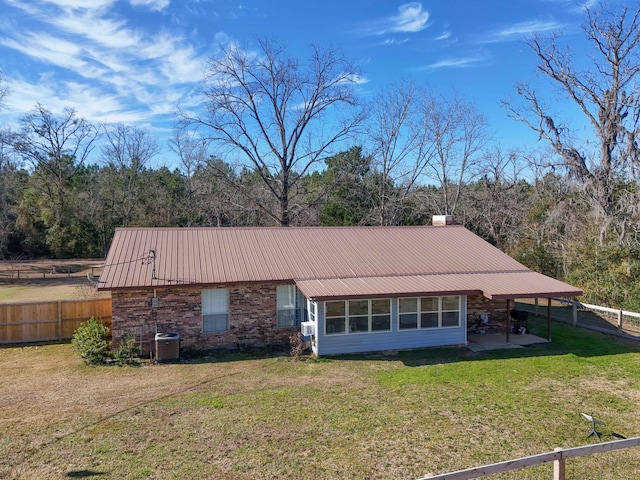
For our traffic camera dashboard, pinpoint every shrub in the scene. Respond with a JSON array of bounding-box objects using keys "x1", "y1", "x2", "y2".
[
  {"x1": 289, "y1": 332, "x2": 310, "y2": 360},
  {"x1": 72, "y1": 316, "x2": 110, "y2": 365},
  {"x1": 111, "y1": 332, "x2": 140, "y2": 365}
]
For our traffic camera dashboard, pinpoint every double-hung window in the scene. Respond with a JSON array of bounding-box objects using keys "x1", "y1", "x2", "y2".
[
  {"x1": 277, "y1": 285, "x2": 305, "y2": 327},
  {"x1": 202, "y1": 288, "x2": 229, "y2": 333},
  {"x1": 398, "y1": 296, "x2": 460, "y2": 329}
]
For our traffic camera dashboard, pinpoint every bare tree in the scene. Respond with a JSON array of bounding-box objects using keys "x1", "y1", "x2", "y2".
[
  {"x1": 0, "y1": 70, "x2": 9, "y2": 111},
  {"x1": 184, "y1": 37, "x2": 364, "y2": 226},
  {"x1": 423, "y1": 90, "x2": 490, "y2": 216},
  {"x1": 504, "y1": 4, "x2": 640, "y2": 244},
  {"x1": 369, "y1": 83, "x2": 489, "y2": 223},
  {"x1": 168, "y1": 126, "x2": 208, "y2": 226},
  {"x1": 461, "y1": 147, "x2": 530, "y2": 250},
  {"x1": 101, "y1": 123, "x2": 160, "y2": 227},
  {"x1": 368, "y1": 81, "x2": 436, "y2": 225},
  {"x1": 13, "y1": 105, "x2": 101, "y2": 256}
]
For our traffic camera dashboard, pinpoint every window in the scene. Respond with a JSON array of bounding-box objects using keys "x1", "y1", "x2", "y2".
[
  {"x1": 441, "y1": 296, "x2": 461, "y2": 327},
  {"x1": 325, "y1": 299, "x2": 391, "y2": 335},
  {"x1": 371, "y1": 299, "x2": 391, "y2": 331},
  {"x1": 325, "y1": 301, "x2": 346, "y2": 334},
  {"x1": 399, "y1": 298, "x2": 418, "y2": 330},
  {"x1": 398, "y1": 296, "x2": 460, "y2": 330},
  {"x1": 308, "y1": 300, "x2": 316, "y2": 323},
  {"x1": 202, "y1": 288, "x2": 229, "y2": 332},
  {"x1": 277, "y1": 285, "x2": 305, "y2": 327}
]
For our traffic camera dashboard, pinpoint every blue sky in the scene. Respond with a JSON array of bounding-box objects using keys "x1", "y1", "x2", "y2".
[{"x1": 0, "y1": 0, "x2": 608, "y2": 164}]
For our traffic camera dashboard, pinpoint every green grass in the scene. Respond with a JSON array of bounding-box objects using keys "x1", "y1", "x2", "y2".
[{"x1": 3, "y1": 319, "x2": 640, "y2": 479}]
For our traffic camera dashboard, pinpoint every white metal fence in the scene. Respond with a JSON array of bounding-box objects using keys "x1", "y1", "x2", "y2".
[{"x1": 515, "y1": 298, "x2": 640, "y2": 339}]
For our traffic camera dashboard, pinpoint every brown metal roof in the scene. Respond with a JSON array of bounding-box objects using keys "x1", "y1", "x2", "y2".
[
  {"x1": 295, "y1": 271, "x2": 581, "y2": 301},
  {"x1": 98, "y1": 226, "x2": 583, "y2": 300}
]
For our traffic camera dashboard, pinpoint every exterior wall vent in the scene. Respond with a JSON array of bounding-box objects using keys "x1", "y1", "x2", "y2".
[
  {"x1": 301, "y1": 321, "x2": 315, "y2": 337},
  {"x1": 432, "y1": 215, "x2": 455, "y2": 226}
]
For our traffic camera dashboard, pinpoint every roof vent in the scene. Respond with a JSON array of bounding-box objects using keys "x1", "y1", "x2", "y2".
[{"x1": 432, "y1": 215, "x2": 454, "y2": 226}]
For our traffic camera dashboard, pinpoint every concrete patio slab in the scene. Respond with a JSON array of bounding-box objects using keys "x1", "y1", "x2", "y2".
[{"x1": 466, "y1": 330, "x2": 550, "y2": 352}]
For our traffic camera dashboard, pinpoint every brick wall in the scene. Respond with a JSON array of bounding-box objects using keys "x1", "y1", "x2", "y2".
[{"x1": 111, "y1": 282, "x2": 299, "y2": 356}]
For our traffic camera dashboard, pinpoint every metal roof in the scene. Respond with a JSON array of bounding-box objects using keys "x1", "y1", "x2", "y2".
[{"x1": 98, "y1": 226, "x2": 583, "y2": 300}]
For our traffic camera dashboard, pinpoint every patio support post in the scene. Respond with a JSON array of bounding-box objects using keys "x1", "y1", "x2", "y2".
[
  {"x1": 547, "y1": 298, "x2": 552, "y2": 341},
  {"x1": 506, "y1": 299, "x2": 511, "y2": 344}
]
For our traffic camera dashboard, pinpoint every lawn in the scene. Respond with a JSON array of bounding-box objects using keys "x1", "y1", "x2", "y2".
[{"x1": 2, "y1": 319, "x2": 640, "y2": 479}]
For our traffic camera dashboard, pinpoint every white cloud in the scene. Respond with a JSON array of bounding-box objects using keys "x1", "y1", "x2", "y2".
[
  {"x1": 129, "y1": 0, "x2": 170, "y2": 12},
  {"x1": 3, "y1": 77, "x2": 143, "y2": 123},
  {"x1": 389, "y1": 3, "x2": 429, "y2": 33},
  {"x1": 0, "y1": 0, "x2": 212, "y2": 134},
  {"x1": 360, "y1": 2, "x2": 429, "y2": 36},
  {"x1": 498, "y1": 20, "x2": 563, "y2": 37},
  {"x1": 423, "y1": 55, "x2": 486, "y2": 70},
  {"x1": 51, "y1": 13, "x2": 143, "y2": 49},
  {"x1": 380, "y1": 37, "x2": 409, "y2": 46},
  {"x1": 434, "y1": 31, "x2": 451, "y2": 41},
  {"x1": 0, "y1": 33, "x2": 94, "y2": 74},
  {"x1": 480, "y1": 20, "x2": 565, "y2": 43}
]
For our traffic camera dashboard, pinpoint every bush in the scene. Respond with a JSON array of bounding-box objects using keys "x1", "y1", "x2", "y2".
[
  {"x1": 111, "y1": 332, "x2": 140, "y2": 365},
  {"x1": 289, "y1": 332, "x2": 311, "y2": 360},
  {"x1": 72, "y1": 316, "x2": 110, "y2": 365}
]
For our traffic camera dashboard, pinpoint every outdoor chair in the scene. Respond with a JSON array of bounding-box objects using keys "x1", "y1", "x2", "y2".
[{"x1": 469, "y1": 314, "x2": 498, "y2": 334}]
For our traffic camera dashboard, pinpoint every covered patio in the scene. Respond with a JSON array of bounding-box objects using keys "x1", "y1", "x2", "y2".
[
  {"x1": 466, "y1": 297, "x2": 563, "y2": 352},
  {"x1": 467, "y1": 328, "x2": 549, "y2": 352}
]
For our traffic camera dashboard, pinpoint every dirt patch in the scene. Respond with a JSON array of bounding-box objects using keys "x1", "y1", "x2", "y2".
[{"x1": 0, "y1": 259, "x2": 109, "y2": 303}]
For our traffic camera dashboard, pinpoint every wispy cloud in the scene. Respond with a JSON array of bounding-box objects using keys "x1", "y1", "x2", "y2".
[
  {"x1": 380, "y1": 37, "x2": 410, "y2": 46},
  {"x1": 434, "y1": 31, "x2": 451, "y2": 41},
  {"x1": 360, "y1": 2, "x2": 429, "y2": 36},
  {"x1": 129, "y1": 0, "x2": 170, "y2": 11},
  {"x1": 422, "y1": 54, "x2": 487, "y2": 70},
  {"x1": 481, "y1": 19, "x2": 565, "y2": 43},
  {"x1": 1, "y1": 0, "x2": 205, "y2": 127},
  {"x1": 389, "y1": 3, "x2": 429, "y2": 33}
]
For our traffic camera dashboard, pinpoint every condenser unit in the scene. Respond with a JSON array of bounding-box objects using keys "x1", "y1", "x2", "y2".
[{"x1": 155, "y1": 332, "x2": 180, "y2": 361}]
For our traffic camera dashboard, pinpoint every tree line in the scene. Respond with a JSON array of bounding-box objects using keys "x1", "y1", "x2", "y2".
[{"x1": 1, "y1": 3, "x2": 639, "y2": 311}]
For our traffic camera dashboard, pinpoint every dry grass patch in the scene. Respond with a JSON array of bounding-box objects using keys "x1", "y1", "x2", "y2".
[{"x1": 2, "y1": 322, "x2": 640, "y2": 479}]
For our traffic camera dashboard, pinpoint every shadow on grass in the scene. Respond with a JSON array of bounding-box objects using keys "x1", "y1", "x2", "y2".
[
  {"x1": 331, "y1": 318, "x2": 640, "y2": 367},
  {"x1": 67, "y1": 470, "x2": 107, "y2": 478},
  {"x1": 177, "y1": 346, "x2": 293, "y2": 365},
  {"x1": 0, "y1": 339, "x2": 73, "y2": 349},
  {"x1": 160, "y1": 317, "x2": 640, "y2": 367}
]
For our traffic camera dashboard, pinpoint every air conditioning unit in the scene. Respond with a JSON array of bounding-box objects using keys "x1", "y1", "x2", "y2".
[
  {"x1": 155, "y1": 332, "x2": 180, "y2": 361},
  {"x1": 301, "y1": 321, "x2": 315, "y2": 337}
]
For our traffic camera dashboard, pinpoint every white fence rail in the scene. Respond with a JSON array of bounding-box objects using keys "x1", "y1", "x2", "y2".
[
  {"x1": 419, "y1": 436, "x2": 640, "y2": 480},
  {"x1": 518, "y1": 298, "x2": 640, "y2": 338}
]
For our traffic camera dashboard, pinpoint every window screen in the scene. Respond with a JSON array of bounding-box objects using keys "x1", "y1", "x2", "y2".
[{"x1": 202, "y1": 288, "x2": 229, "y2": 332}]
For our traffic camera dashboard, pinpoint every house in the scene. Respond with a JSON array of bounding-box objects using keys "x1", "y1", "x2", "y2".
[{"x1": 98, "y1": 219, "x2": 582, "y2": 356}]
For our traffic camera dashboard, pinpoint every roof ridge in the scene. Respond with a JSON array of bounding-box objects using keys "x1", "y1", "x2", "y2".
[{"x1": 113, "y1": 225, "x2": 463, "y2": 232}]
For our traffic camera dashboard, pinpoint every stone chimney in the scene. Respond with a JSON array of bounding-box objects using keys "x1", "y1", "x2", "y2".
[{"x1": 432, "y1": 215, "x2": 455, "y2": 226}]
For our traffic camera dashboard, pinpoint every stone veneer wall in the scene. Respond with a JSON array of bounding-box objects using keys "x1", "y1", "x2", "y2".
[
  {"x1": 111, "y1": 282, "x2": 299, "y2": 356},
  {"x1": 466, "y1": 295, "x2": 511, "y2": 323}
]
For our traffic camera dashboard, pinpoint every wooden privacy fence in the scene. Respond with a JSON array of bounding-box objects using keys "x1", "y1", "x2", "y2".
[
  {"x1": 0, "y1": 298, "x2": 112, "y2": 344},
  {"x1": 419, "y1": 436, "x2": 640, "y2": 480}
]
